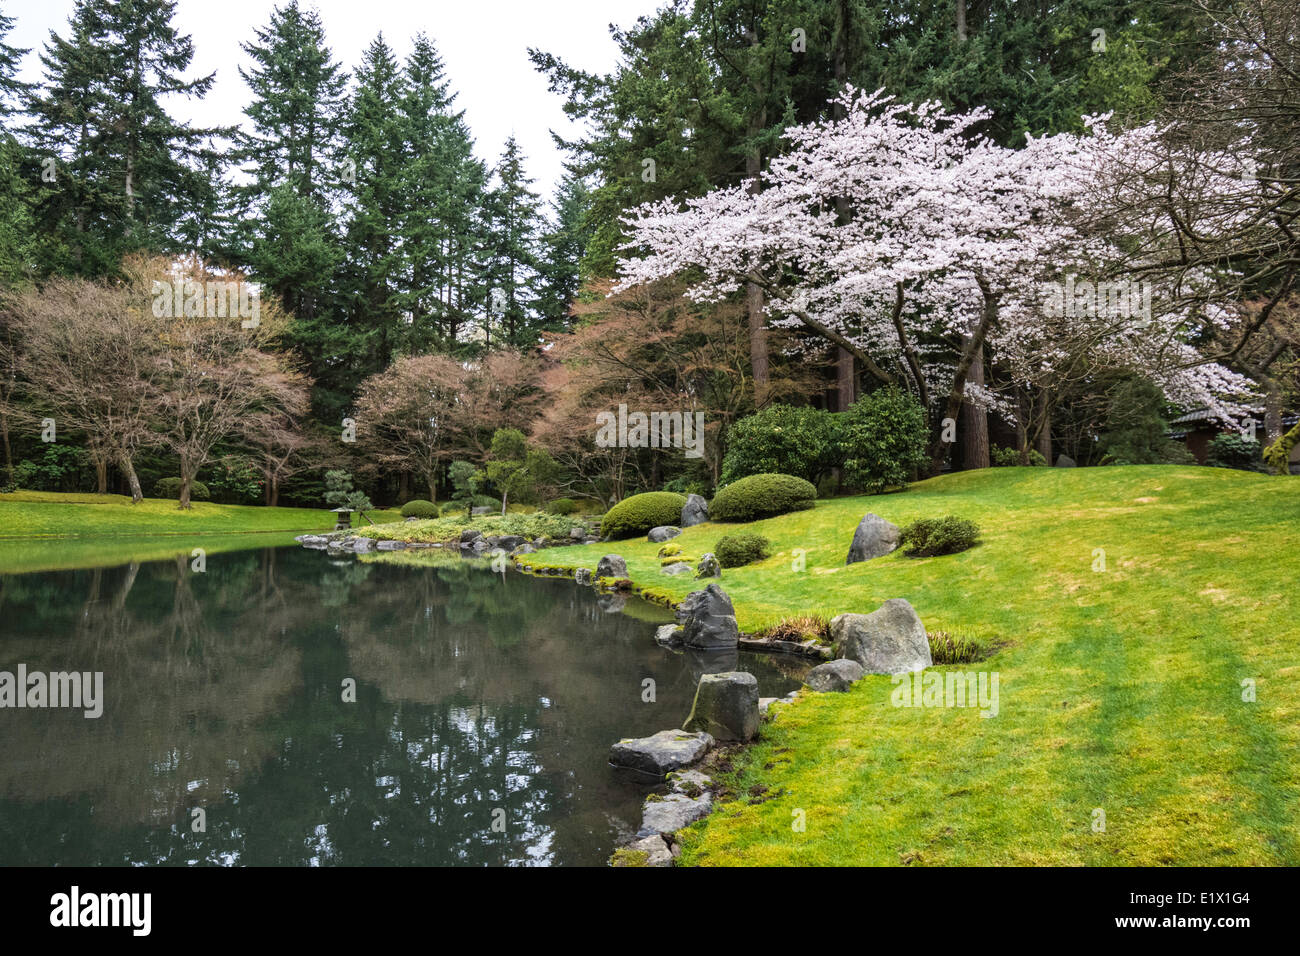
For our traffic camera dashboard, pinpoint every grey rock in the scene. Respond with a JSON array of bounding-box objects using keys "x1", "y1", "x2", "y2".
[
  {"x1": 376, "y1": 540, "x2": 407, "y2": 551},
  {"x1": 596, "y1": 554, "x2": 628, "y2": 578},
  {"x1": 511, "y1": 543, "x2": 537, "y2": 556},
  {"x1": 831, "y1": 599, "x2": 931, "y2": 675},
  {"x1": 695, "y1": 552, "x2": 721, "y2": 578},
  {"x1": 1055, "y1": 454, "x2": 1076, "y2": 468},
  {"x1": 667, "y1": 768, "x2": 713, "y2": 796},
  {"x1": 574, "y1": 568, "x2": 594, "y2": 586},
  {"x1": 681, "y1": 493, "x2": 709, "y2": 527},
  {"x1": 348, "y1": 537, "x2": 377, "y2": 552},
  {"x1": 676, "y1": 583, "x2": 739, "y2": 650},
  {"x1": 569, "y1": 526, "x2": 587, "y2": 541},
  {"x1": 460, "y1": 528, "x2": 483, "y2": 544},
  {"x1": 471, "y1": 538, "x2": 489, "y2": 552},
  {"x1": 609, "y1": 729, "x2": 714, "y2": 778},
  {"x1": 804, "y1": 658, "x2": 865, "y2": 692},
  {"x1": 654, "y1": 624, "x2": 684, "y2": 647},
  {"x1": 618, "y1": 834, "x2": 673, "y2": 867},
  {"x1": 296, "y1": 534, "x2": 329, "y2": 549},
  {"x1": 660, "y1": 561, "x2": 693, "y2": 575},
  {"x1": 648, "y1": 525, "x2": 682, "y2": 543},
  {"x1": 684, "y1": 671, "x2": 759, "y2": 742},
  {"x1": 846, "y1": 513, "x2": 900, "y2": 564},
  {"x1": 597, "y1": 593, "x2": 627, "y2": 613},
  {"x1": 403, "y1": 516, "x2": 420, "y2": 523},
  {"x1": 638, "y1": 792, "x2": 713, "y2": 838},
  {"x1": 758, "y1": 697, "x2": 778, "y2": 717}
]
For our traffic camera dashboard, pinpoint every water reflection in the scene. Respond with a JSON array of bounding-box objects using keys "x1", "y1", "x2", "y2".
[{"x1": 0, "y1": 546, "x2": 803, "y2": 865}]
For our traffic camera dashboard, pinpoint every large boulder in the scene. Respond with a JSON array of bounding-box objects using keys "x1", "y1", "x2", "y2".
[
  {"x1": 681, "y1": 494, "x2": 710, "y2": 527},
  {"x1": 648, "y1": 526, "x2": 682, "y2": 543},
  {"x1": 804, "y1": 658, "x2": 865, "y2": 693},
  {"x1": 638, "y1": 792, "x2": 713, "y2": 838},
  {"x1": 460, "y1": 528, "x2": 483, "y2": 544},
  {"x1": 496, "y1": 534, "x2": 525, "y2": 551},
  {"x1": 684, "y1": 671, "x2": 759, "y2": 742},
  {"x1": 1055, "y1": 454, "x2": 1076, "y2": 468},
  {"x1": 676, "y1": 584, "x2": 740, "y2": 650},
  {"x1": 831, "y1": 599, "x2": 931, "y2": 675},
  {"x1": 574, "y1": 567, "x2": 594, "y2": 586},
  {"x1": 596, "y1": 554, "x2": 628, "y2": 578},
  {"x1": 846, "y1": 513, "x2": 900, "y2": 564},
  {"x1": 695, "y1": 553, "x2": 721, "y2": 578},
  {"x1": 610, "y1": 729, "x2": 714, "y2": 778}
]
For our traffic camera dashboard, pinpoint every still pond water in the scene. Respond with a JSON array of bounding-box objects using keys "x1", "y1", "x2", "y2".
[{"x1": 0, "y1": 544, "x2": 803, "y2": 866}]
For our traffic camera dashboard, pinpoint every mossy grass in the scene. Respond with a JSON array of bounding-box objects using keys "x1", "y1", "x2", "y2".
[{"x1": 526, "y1": 465, "x2": 1300, "y2": 865}]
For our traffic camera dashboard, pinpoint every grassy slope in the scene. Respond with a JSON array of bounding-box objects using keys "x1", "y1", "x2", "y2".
[
  {"x1": 0, "y1": 491, "x2": 400, "y2": 574},
  {"x1": 521, "y1": 466, "x2": 1300, "y2": 865}
]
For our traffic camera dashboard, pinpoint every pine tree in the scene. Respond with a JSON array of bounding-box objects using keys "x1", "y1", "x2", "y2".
[
  {"x1": 535, "y1": 169, "x2": 593, "y2": 331},
  {"x1": 0, "y1": 6, "x2": 35, "y2": 284},
  {"x1": 26, "y1": 0, "x2": 223, "y2": 276},
  {"x1": 482, "y1": 136, "x2": 543, "y2": 349},
  {"x1": 397, "y1": 33, "x2": 488, "y2": 354},
  {"x1": 338, "y1": 33, "x2": 408, "y2": 373}
]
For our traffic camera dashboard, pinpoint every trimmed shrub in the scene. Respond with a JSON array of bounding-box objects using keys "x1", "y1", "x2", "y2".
[
  {"x1": 714, "y1": 532, "x2": 772, "y2": 568},
  {"x1": 720, "y1": 404, "x2": 837, "y2": 485},
  {"x1": 400, "y1": 499, "x2": 439, "y2": 518},
  {"x1": 837, "y1": 387, "x2": 928, "y2": 493},
  {"x1": 657, "y1": 542, "x2": 682, "y2": 558},
  {"x1": 440, "y1": 501, "x2": 466, "y2": 516},
  {"x1": 899, "y1": 516, "x2": 979, "y2": 557},
  {"x1": 710, "y1": 473, "x2": 816, "y2": 522},
  {"x1": 600, "y1": 491, "x2": 688, "y2": 540},
  {"x1": 991, "y1": 445, "x2": 1047, "y2": 467},
  {"x1": 547, "y1": 497, "x2": 578, "y2": 515},
  {"x1": 153, "y1": 477, "x2": 211, "y2": 501}
]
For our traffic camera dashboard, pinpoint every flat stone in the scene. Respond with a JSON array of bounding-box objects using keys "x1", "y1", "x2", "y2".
[
  {"x1": 660, "y1": 561, "x2": 693, "y2": 575},
  {"x1": 610, "y1": 729, "x2": 713, "y2": 779},
  {"x1": 804, "y1": 658, "x2": 865, "y2": 692},
  {"x1": 638, "y1": 792, "x2": 713, "y2": 838},
  {"x1": 666, "y1": 768, "x2": 712, "y2": 796},
  {"x1": 648, "y1": 526, "x2": 682, "y2": 543},
  {"x1": 616, "y1": 834, "x2": 673, "y2": 867},
  {"x1": 376, "y1": 540, "x2": 406, "y2": 551}
]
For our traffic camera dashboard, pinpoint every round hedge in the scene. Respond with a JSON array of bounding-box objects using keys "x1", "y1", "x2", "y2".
[
  {"x1": 600, "y1": 491, "x2": 687, "y2": 540},
  {"x1": 400, "y1": 499, "x2": 439, "y2": 518},
  {"x1": 709, "y1": 473, "x2": 815, "y2": 522},
  {"x1": 714, "y1": 532, "x2": 772, "y2": 568},
  {"x1": 547, "y1": 497, "x2": 578, "y2": 515},
  {"x1": 153, "y1": 477, "x2": 211, "y2": 501}
]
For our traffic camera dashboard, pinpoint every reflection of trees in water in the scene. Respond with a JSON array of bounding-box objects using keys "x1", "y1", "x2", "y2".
[
  {"x1": 0, "y1": 549, "x2": 806, "y2": 865},
  {"x1": 0, "y1": 551, "x2": 301, "y2": 837}
]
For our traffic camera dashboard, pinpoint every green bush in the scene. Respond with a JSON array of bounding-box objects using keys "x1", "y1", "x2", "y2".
[
  {"x1": 899, "y1": 516, "x2": 980, "y2": 557},
  {"x1": 837, "y1": 388, "x2": 928, "y2": 493},
  {"x1": 1098, "y1": 376, "x2": 1187, "y2": 465},
  {"x1": 547, "y1": 497, "x2": 578, "y2": 515},
  {"x1": 400, "y1": 499, "x2": 440, "y2": 518},
  {"x1": 153, "y1": 477, "x2": 211, "y2": 501},
  {"x1": 1206, "y1": 433, "x2": 1264, "y2": 471},
  {"x1": 721, "y1": 404, "x2": 837, "y2": 485},
  {"x1": 600, "y1": 491, "x2": 687, "y2": 539},
  {"x1": 714, "y1": 532, "x2": 772, "y2": 568},
  {"x1": 709, "y1": 473, "x2": 816, "y2": 522},
  {"x1": 662, "y1": 474, "x2": 710, "y2": 497},
  {"x1": 472, "y1": 494, "x2": 502, "y2": 510},
  {"x1": 440, "y1": 501, "x2": 465, "y2": 516},
  {"x1": 991, "y1": 445, "x2": 1047, "y2": 467}
]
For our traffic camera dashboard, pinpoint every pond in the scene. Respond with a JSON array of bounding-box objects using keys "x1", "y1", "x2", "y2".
[{"x1": 0, "y1": 544, "x2": 805, "y2": 866}]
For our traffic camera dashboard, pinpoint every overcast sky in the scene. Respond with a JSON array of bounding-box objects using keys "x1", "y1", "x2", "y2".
[{"x1": 6, "y1": 0, "x2": 663, "y2": 199}]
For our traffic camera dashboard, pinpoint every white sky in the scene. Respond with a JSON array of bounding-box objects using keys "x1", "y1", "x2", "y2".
[{"x1": 6, "y1": 0, "x2": 663, "y2": 199}]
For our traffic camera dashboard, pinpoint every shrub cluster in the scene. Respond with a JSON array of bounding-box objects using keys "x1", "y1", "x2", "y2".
[
  {"x1": 838, "y1": 387, "x2": 929, "y2": 493},
  {"x1": 720, "y1": 404, "x2": 839, "y2": 485},
  {"x1": 991, "y1": 445, "x2": 1047, "y2": 467},
  {"x1": 714, "y1": 532, "x2": 772, "y2": 568},
  {"x1": 547, "y1": 497, "x2": 578, "y2": 515},
  {"x1": 600, "y1": 491, "x2": 687, "y2": 539},
  {"x1": 400, "y1": 499, "x2": 439, "y2": 518},
  {"x1": 153, "y1": 477, "x2": 211, "y2": 501},
  {"x1": 899, "y1": 516, "x2": 979, "y2": 557},
  {"x1": 1206, "y1": 433, "x2": 1264, "y2": 471},
  {"x1": 710, "y1": 473, "x2": 816, "y2": 522}
]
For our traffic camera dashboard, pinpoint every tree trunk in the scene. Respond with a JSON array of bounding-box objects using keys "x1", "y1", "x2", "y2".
[
  {"x1": 1, "y1": 412, "x2": 12, "y2": 484},
  {"x1": 178, "y1": 457, "x2": 196, "y2": 510},
  {"x1": 119, "y1": 451, "x2": 143, "y2": 504},
  {"x1": 94, "y1": 456, "x2": 108, "y2": 494},
  {"x1": 269, "y1": 475, "x2": 279, "y2": 508},
  {"x1": 956, "y1": 0, "x2": 968, "y2": 42},
  {"x1": 428, "y1": 479, "x2": 438, "y2": 504},
  {"x1": 1265, "y1": 381, "x2": 1282, "y2": 443},
  {"x1": 961, "y1": 339, "x2": 989, "y2": 469},
  {"x1": 1036, "y1": 394, "x2": 1053, "y2": 463}
]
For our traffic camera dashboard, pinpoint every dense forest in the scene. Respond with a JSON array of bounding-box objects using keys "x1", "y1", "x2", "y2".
[{"x1": 1, "y1": 0, "x2": 1296, "y2": 508}]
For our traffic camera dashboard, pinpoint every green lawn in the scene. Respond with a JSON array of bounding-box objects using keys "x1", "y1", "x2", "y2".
[
  {"x1": 0, "y1": 490, "x2": 399, "y2": 574},
  {"x1": 518, "y1": 465, "x2": 1300, "y2": 865}
]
